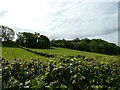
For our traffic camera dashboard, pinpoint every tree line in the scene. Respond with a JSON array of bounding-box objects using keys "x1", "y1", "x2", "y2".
[
  {"x1": 16, "y1": 32, "x2": 50, "y2": 48},
  {"x1": 1, "y1": 25, "x2": 120, "y2": 55},
  {"x1": 51, "y1": 38, "x2": 120, "y2": 55},
  {"x1": 0, "y1": 25, "x2": 50, "y2": 49}
]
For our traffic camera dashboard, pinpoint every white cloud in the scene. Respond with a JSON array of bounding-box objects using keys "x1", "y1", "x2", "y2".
[
  {"x1": 0, "y1": 0, "x2": 49, "y2": 29},
  {"x1": 0, "y1": 0, "x2": 118, "y2": 45}
]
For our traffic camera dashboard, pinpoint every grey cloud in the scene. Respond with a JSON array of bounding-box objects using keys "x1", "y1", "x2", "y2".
[
  {"x1": 81, "y1": 28, "x2": 117, "y2": 38},
  {"x1": 46, "y1": 2, "x2": 117, "y2": 40},
  {"x1": 0, "y1": 11, "x2": 9, "y2": 17},
  {"x1": 100, "y1": 28, "x2": 117, "y2": 35}
]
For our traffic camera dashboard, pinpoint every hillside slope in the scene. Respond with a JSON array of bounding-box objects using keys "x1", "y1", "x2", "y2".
[
  {"x1": 30, "y1": 47, "x2": 117, "y2": 59},
  {"x1": 2, "y1": 41, "x2": 118, "y2": 60},
  {"x1": 2, "y1": 42, "x2": 48, "y2": 60}
]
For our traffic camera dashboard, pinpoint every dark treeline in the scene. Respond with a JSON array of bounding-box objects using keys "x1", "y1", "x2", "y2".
[
  {"x1": 51, "y1": 38, "x2": 120, "y2": 55},
  {"x1": 16, "y1": 32, "x2": 50, "y2": 49},
  {"x1": 0, "y1": 25, "x2": 50, "y2": 49}
]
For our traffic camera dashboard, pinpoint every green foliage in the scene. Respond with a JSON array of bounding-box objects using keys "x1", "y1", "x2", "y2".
[
  {"x1": 51, "y1": 38, "x2": 120, "y2": 55},
  {"x1": 2, "y1": 41, "x2": 17, "y2": 47},
  {"x1": 16, "y1": 32, "x2": 50, "y2": 49},
  {"x1": 2, "y1": 56, "x2": 120, "y2": 89}
]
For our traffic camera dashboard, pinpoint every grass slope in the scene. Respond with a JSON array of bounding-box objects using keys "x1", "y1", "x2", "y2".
[
  {"x1": 1, "y1": 41, "x2": 117, "y2": 60},
  {"x1": 30, "y1": 47, "x2": 116, "y2": 58},
  {"x1": 2, "y1": 47, "x2": 49, "y2": 60},
  {"x1": 2, "y1": 42, "x2": 48, "y2": 61}
]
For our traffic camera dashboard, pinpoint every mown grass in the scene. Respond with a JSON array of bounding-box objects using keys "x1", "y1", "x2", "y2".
[
  {"x1": 2, "y1": 47, "x2": 48, "y2": 61},
  {"x1": 30, "y1": 47, "x2": 117, "y2": 59}
]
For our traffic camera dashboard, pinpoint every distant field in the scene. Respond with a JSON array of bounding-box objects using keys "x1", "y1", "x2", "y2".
[
  {"x1": 30, "y1": 47, "x2": 117, "y2": 58},
  {"x1": 2, "y1": 47, "x2": 48, "y2": 61}
]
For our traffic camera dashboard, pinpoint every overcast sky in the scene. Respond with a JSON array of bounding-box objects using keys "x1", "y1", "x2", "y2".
[{"x1": 0, "y1": 0, "x2": 119, "y2": 45}]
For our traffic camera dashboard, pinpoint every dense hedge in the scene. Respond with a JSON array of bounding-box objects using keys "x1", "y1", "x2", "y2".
[{"x1": 2, "y1": 56, "x2": 120, "y2": 90}]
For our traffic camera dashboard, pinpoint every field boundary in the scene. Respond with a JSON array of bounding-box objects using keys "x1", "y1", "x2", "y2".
[{"x1": 18, "y1": 45, "x2": 56, "y2": 58}]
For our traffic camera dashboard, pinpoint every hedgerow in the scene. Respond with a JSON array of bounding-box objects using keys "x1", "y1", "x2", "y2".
[{"x1": 2, "y1": 56, "x2": 120, "y2": 90}]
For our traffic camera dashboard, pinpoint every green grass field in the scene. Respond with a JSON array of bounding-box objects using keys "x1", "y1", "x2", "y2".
[
  {"x1": 1, "y1": 42, "x2": 118, "y2": 61},
  {"x1": 30, "y1": 47, "x2": 117, "y2": 58},
  {"x1": 2, "y1": 47, "x2": 48, "y2": 61}
]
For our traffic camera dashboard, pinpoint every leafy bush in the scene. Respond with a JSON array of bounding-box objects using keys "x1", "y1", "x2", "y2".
[{"x1": 2, "y1": 56, "x2": 120, "y2": 90}]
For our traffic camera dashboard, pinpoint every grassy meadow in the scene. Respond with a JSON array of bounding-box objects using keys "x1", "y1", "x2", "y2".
[
  {"x1": 2, "y1": 46, "x2": 118, "y2": 61},
  {"x1": 30, "y1": 47, "x2": 117, "y2": 59},
  {"x1": 2, "y1": 47, "x2": 48, "y2": 61},
  {"x1": 1, "y1": 43, "x2": 118, "y2": 61}
]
